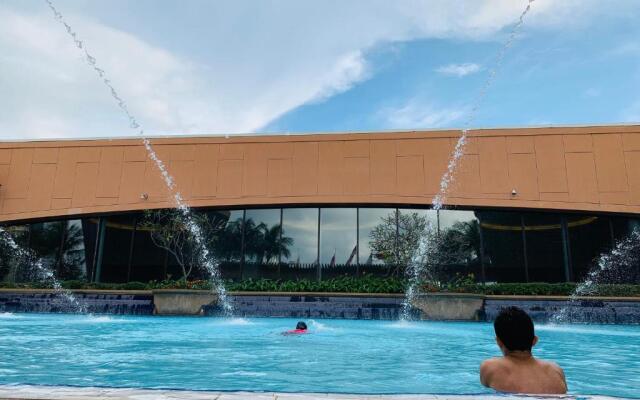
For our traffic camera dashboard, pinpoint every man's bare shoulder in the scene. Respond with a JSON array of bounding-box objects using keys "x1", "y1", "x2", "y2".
[
  {"x1": 480, "y1": 357, "x2": 510, "y2": 386},
  {"x1": 537, "y1": 359, "x2": 565, "y2": 375}
]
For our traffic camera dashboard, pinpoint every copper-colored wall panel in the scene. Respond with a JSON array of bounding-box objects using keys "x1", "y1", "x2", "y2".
[
  {"x1": 506, "y1": 136, "x2": 534, "y2": 154},
  {"x1": 27, "y1": 164, "x2": 56, "y2": 211},
  {"x1": 625, "y1": 151, "x2": 640, "y2": 205},
  {"x1": 143, "y1": 161, "x2": 170, "y2": 200},
  {"x1": 479, "y1": 137, "x2": 509, "y2": 194},
  {"x1": 0, "y1": 125, "x2": 639, "y2": 223},
  {"x1": 423, "y1": 138, "x2": 453, "y2": 194},
  {"x1": 170, "y1": 160, "x2": 195, "y2": 200},
  {"x1": 267, "y1": 159, "x2": 293, "y2": 197},
  {"x1": 96, "y1": 147, "x2": 123, "y2": 198},
  {"x1": 52, "y1": 148, "x2": 77, "y2": 199},
  {"x1": 71, "y1": 163, "x2": 99, "y2": 208},
  {"x1": 318, "y1": 142, "x2": 344, "y2": 195},
  {"x1": 593, "y1": 134, "x2": 628, "y2": 193},
  {"x1": 622, "y1": 133, "x2": 640, "y2": 151},
  {"x1": 563, "y1": 135, "x2": 592, "y2": 153},
  {"x1": 0, "y1": 150, "x2": 11, "y2": 164},
  {"x1": 292, "y1": 142, "x2": 318, "y2": 196},
  {"x1": 217, "y1": 160, "x2": 243, "y2": 198},
  {"x1": 5, "y1": 149, "x2": 33, "y2": 200},
  {"x1": 33, "y1": 148, "x2": 59, "y2": 164},
  {"x1": 507, "y1": 153, "x2": 539, "y2": 200},
  {"x1": 192, "y1": 144, "x2": 218, "y2": 198},
  {"x1": 565, "y1": 153, "x2": 599, "y2": 203},
  {"x1": 119, "y1": 162, "x2": 146, "y2": 204},
  {"x1": 243, "y1": 144, "x2": 267, "y2": 197},
  {"x1": 397, "y1": 155, "x2": 424, "y2": 196},
  {"x1": 534, "y1": 136, "x2": 568, "y2": 193},
  {"x1": 370, "y1": 140, "x2": 396, "y2": 195},
  {"x1": 343, "y1": 157, "x2": 370, "y2": 195},
  {"x1": 343, "y1": 140, "x2": 369, "y2": 158}
]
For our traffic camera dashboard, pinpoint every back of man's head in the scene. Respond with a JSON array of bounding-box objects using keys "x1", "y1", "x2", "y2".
[{"x1": 494, "y1": 306, "x2": 535, "y2": 352}]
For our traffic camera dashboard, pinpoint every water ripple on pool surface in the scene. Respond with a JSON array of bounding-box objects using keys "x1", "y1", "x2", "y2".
[{"x1": 0, "y1": 314, "x2": 638, "y2": 398}]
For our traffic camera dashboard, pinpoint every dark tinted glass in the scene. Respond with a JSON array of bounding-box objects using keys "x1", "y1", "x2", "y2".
[
  {"x1": 101, "y1": 215, "x2": 137, "y2": 283},
  {"x1": 567, "y1": 215, "x2": 612, "y2": 281},
  {"x1": 478, "y1": 211, "x2": 526, "y2": 283},
  {"x1": 523, "y1": 212, "x2": 566, "y2": 282}
]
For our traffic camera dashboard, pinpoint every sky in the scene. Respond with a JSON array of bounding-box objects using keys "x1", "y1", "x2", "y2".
[{"x1": 1, "y1": 0, "x2": 640, "y2": 140}]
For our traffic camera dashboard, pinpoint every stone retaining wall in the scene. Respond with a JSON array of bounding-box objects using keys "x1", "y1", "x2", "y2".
[
  {"x1": 0, "y1": 290, "x2": 153, "y2": 315},
  {"x1": 1, "y1": 289, "x2": 639, "y2": 323},
  {"x1": 212, "y1": 293, "x2": 404, "y2": 320},
  {"x1": 484, "y1": 297, "x2": 640, "y2": 323}
]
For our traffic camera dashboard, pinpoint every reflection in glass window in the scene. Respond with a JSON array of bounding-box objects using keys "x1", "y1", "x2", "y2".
[
  {"x1": 523, "y1": 213, "x2": 566, "y2": 283},
  {"x1": 359, "y1": 208, "x2": 396, "y2": 267},
  {"x1": 398, "y1": 208, "x2": 437, "y2": 264},
  {"x1": 205, "y1": 209, "x2": 244, "y2": 281},
  {"x1": 281, "y1": 208, "x2": 318, "y2": 280},
  {"x1": 320, "y1": 209, "x2": 357, "y2": 264},
  {"x1": 320, "y1": 208, "x2": 357, "y2": 279},
  {"x1": 243, "y1": 209, "x2": 281, "y2": 279},
  {"x1": 477, "y1": 211, "x2": 526, "y2": 283},
  {"x1": 432, "y1": 210, "x2": 481, "y2": 283},
  {"x1": 29, "y1": 221, "x2": 63, "y2": 277},
  {"x1": 0, "y1": 225, "x2": 30, "y2": 282},
  {"x1": 567, "y1": 215, "x2": 612, "y2": 282},
  {"x1": 102, "y1": 215, "x2": 137, "y2": 283}
]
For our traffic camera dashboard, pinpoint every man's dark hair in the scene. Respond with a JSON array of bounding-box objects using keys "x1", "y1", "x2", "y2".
[
  {"x1": 494, "y1": 306, "x2": 535, "y2": 352},
  {"x1": 296, "y1": 321, "x2": 307, "y2": 330}
]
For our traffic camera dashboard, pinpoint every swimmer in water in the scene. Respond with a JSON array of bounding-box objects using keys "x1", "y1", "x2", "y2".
[
  {"x1": 283, "y1": 321, "x2": 308, "y2": 335},
  {"x1": 480, "y1": 306, "x2": 567, "y2": 394}
]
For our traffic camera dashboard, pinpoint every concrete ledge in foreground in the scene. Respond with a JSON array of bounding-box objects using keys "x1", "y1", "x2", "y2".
[{"x1": 0, "y1": 385, "x2": 625, "y2": 400}]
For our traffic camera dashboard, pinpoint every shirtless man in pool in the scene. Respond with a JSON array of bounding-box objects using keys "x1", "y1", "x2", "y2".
[{"x1": 480, "y1": 306, "x2": 567, "y2": 394}]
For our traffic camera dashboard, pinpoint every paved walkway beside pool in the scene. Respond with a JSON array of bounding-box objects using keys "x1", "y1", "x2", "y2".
[{"x1": 0, "y1": 385, "x2": 625, "y2": 400}]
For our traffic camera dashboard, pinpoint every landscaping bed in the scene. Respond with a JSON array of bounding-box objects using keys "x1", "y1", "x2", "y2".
[{"x1": 1, "y1": 276, "x2": 640, "y2": 297}]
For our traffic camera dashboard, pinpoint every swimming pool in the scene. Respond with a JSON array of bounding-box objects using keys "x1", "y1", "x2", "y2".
[{"x1": 0, "y1": 313, "x2": 638, "y2": 398}]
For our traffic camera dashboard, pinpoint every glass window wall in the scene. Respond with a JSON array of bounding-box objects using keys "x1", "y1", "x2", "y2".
[
  {"x1": 0, "y1": 207, "x2": 638, "y2": 285},
  {"x1": 433, "y1": 210, "x2": 481, "y2": 283},
  {"x1": 243, "y1": 209, "x2": 281, "y2": 279},
  {"x1": 281, "y1": 208, "x2": 318, "y2": 280},
  {"x1": 523, "y1": 213, "x2": 566, "y2": 282},
  {"x1": 478, "y1": 211, "x2": 526, "y2": 283},
  {"x1": 320, "y1": 208, "x2": 357, "y2": 279}
]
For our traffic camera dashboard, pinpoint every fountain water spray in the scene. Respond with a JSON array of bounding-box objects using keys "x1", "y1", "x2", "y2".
[
  {"x1": 44, "y1": 0, "x2": 231, "y2": 315},
  {"x1": 402, "y1": 0, "x2": 536, "y2": 320},
  {"x1": 552, "y1": 228, "x2": 640, "y2": 324},
  {"x1": 432, "y1": 0, "x2": 535, "y2": 211},
  {"x1": 0, "y1": 227, "x2": 87, "y2": 313}
]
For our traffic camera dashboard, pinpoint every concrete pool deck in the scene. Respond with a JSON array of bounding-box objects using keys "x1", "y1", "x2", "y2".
[{"x1": 0, "y1": 386, "x2": 626, "y2": 400}]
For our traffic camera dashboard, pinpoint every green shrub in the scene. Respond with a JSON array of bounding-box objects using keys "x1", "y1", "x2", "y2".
[{"x1": 1, "y1": 278, "x2": 639, "y2": 296}]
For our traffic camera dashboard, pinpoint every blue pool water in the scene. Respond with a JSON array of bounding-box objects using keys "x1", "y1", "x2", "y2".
[{"x1": 0, "y1": 313, "x2": 638, "y2": 398}]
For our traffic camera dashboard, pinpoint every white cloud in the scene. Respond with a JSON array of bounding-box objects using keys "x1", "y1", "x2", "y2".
[
  {"x1": 380, "y1": 99, "x2": 467, "y2": 129},
  {"x1": 0, "y1": 0, "x2": 637, "y2": 139},
  {"x1": 436, "y1": 63, "x2": 482, "y2": 77}
]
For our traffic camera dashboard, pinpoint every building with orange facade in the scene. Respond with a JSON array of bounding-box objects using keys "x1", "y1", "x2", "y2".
[{"x1": 1, "y1": 124, "x2": 639, "y2": 285}]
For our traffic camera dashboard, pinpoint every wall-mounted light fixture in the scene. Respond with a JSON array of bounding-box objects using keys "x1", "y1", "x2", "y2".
[
  {"x1": 511, "y1": 189, "x2": 517, "y2": 196},
  {"x1": 140, "y1": 193, "x2": 149, "y2": 200}
]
